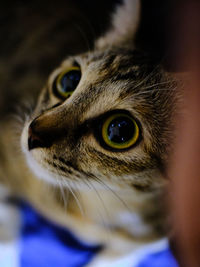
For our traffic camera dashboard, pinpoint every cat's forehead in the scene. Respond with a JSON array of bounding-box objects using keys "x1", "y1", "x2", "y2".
[
  {"x1": 47, "y1": 48, "x2": 160, "y2": 99},
  {"x1": 60, "y1": 49, "x2": 153, "y2": 76}
]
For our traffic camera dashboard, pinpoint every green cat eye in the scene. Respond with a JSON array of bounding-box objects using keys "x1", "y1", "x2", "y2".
[
  {"x1": 53, "y1": 67, "x2": 81, "y2": 99},
  {"x1": 101, "y1": 113, "x2": 140, "y2": 150}
]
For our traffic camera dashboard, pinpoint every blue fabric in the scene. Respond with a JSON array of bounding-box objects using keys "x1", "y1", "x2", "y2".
[
  {"x1": 19, "y1": 204, "x2": 101, "y2": 267},
  {"x1": 18, "y1": 203, "x2": 179, "y2": 267},
  {"x1": 136, "y1": 248, "x2": 179, "y2": 267}
]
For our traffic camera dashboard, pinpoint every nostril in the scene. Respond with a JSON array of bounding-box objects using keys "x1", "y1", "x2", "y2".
[
  {"x1": 28, "y1": 135, "x2": 46, "y2": 150},
  {"x1": 28, "y1": 120, "x2": 52, "y2": 150}
]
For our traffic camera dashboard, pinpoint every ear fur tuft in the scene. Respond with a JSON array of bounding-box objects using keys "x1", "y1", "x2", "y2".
[{"x1": 95, "y1": 0, "x2": 140, "y2": 50}]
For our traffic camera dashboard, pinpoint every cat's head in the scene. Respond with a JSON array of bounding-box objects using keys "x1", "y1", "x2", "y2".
[{"x1": 21, "y1": 0, "x2": 178, "y2": 193}]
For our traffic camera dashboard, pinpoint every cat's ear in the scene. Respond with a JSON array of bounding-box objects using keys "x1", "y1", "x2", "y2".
[{"x1": 95, "y1": 0, "x2": 140, "y2": 50}]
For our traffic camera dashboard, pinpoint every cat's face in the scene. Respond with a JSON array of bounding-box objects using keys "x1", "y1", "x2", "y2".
[{"x1": 21, "y1": 47, "x2": 177, "y2": 192}]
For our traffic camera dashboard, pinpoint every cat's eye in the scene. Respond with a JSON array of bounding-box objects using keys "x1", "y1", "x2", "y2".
[
  {"x1": 53, "y1": 67, "x2": 81, "y2": 99},
  {"x1": 101, "y1": 113, "x2": 140, "y2": 150}
]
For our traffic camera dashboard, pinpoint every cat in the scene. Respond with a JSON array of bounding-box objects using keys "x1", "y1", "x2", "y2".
[{"x1": 0, "y1": 0, "x2": 181, "y2": 265}]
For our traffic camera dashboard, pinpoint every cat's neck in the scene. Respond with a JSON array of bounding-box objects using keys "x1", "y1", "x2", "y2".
[{"x1": 68, "y1": 185, "x2": 165, "y2": 240}]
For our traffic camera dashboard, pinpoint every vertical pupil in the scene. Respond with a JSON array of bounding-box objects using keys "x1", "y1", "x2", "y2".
[
  {"x1": 107, "y1": 117, "x2": 135, "y2": 143},
  {"x1": 61, "y1": 70, "x2": 81, "y2": 92}
]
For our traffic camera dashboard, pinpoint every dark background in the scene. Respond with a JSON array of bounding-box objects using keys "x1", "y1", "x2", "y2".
[{"x1": 0, "y1": 0, "x2": 172, "y2": 118}]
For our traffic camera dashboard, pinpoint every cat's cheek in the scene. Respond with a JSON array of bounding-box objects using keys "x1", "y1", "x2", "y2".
[{"x1": 23, "y1": 148, "x2": 59, "y2": 186}]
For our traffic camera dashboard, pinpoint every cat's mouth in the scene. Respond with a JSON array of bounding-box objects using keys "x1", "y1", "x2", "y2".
[{"x1": 22, "y1": 144, "x2": 81, "y2": 187}]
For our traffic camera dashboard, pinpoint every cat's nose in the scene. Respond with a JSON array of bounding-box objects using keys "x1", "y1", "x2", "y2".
[{"x1": 28, "y1": 119, "x2": 52, "y2": 150}]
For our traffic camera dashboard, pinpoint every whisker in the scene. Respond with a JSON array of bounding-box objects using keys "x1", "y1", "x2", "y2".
[
  {"x1": 84, "y1": 178, "x2": 112, "y2": 242},
  {"x1": 58, "y1": 177, "x2": 68, "y2": 210},
  {"x1": 73, "y1": 23, "x2": 92, "y2": 53},
  {"x1": 89, "y1": 179, "x2": 110, "y2": 221},
  {"x1": 133, "y1": 87, "x2": 176, "y2": 99},
  {"x1": 140, "y1": 81, "x2": 177, "y2": 91},
  {"x1": 93, "y1": 176, "x2": 131, "y2": 213},
  {"x1": 132, "y1": 66, "x2": 159, "y2": 91},
  {"x1": 45, "y1": 171, "x2": 84, "y2": 217},
  {"x1": 85, "y1": 178, "x2": 110, "y2": 220},
  {"x1": 66, "y1": 179, "x2": 85, "y2": 217}
]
